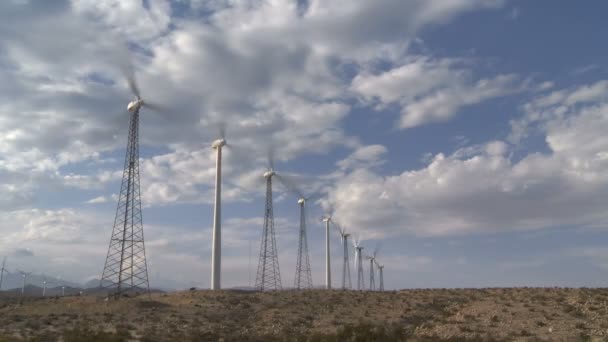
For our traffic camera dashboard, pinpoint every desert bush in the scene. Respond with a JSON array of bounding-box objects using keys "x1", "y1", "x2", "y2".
[
  {"x1": 62, "y1": 326, "x2": 131, "y2": 342},
  {"x1": 335, "y1": 322, "x2": 409, "y2": 342}
]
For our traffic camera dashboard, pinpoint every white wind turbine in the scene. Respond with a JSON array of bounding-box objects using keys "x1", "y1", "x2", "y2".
[
  {"x1": 18, "y1": 270, "x2": 31, "y2": 296},
  {"x1": 210, "y1": 124, "x2": 227, "y2": 290},
  {"x1": 375, "y1": 260, "x2": 384, "y2": 291},
  {"x1": 353, "y1": 238, "x2": 365, "y2": 290},
  {"x1": 210, "y1": 123, "x2": 249, "y2": 290},
  {"x1": 322, "y1": 216, "x2": 332, "y2": 289}
]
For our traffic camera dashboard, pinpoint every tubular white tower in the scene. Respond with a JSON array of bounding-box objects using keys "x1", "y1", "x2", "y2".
[
  {"x1": 43, "y1": 279, "x2": 47, "y2": 297},
  {"x1": 323, "y1": 217, "x2": 332, "y2": 289},
  {"x1": 378, "y1": 265, "x2": 384, "y2": 291},
  {"x1": 21, "y1": 273, "x2": 28, "y2": 296},
  {"x1": 368, "y1": 257, "x2": 375, "y2": 291},
  {"x1": 354, "y1": 245, "x2": 364, "y2": 290},
  {"x1": 211, "y1": 138, "x2": 226, "y2": 290}
]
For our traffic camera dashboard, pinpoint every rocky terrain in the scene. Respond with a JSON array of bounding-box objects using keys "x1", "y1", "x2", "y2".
[{"x1": 0, "y1": 288, "x2": 606, "y2": 341}]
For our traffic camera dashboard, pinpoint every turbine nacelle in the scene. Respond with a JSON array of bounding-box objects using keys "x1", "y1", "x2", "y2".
[
  {"x1": 298, "y1": 198, "x2": 306, "y2": 205},
  {"x1": 127, "y1": 98, "x2": 143, "y2": 113},
  {"x1": 323, "y1": 216, "x2": 331, "y2": 223},
  {"x1": 212, "y1": 138, "x2": 226, "y2": 149},
  {"x1": 263, "y1": 170, "x2": 276, "y2": 178}
]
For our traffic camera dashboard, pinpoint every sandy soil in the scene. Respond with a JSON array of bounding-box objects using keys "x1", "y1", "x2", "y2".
[{"x1": 0, "y1": 288, "x2": 606, "y2": 341}]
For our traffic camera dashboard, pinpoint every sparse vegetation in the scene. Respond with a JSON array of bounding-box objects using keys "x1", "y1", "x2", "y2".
[{"x1": 0, "y1": 288, "x2": 606, "y2": 341}]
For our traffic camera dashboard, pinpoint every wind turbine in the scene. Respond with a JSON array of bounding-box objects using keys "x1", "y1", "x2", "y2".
[
  {"x1": 353, "y1": 239, "x2": 365, "y2": 290},
  {"x1": 293, "y1": 197, "x2": 313, "y2": 290},
  {"x1": 272, "y1": 172, "x2": 314, "y2": 290},
  {"x1": 334, "y1": 222, "x2": 352, "y2": 290},
  {"x1": 375, "y1": 261, "x2": 384, "y2": 291},
  {"x1": 42, "y1": 278, "x2": 48, "y2": 297},
  {"x1": 19, "y1": 270, "x2": 31, "y2": 296},
  {"x1": 322, "y1": 216, "x2": 332, "y2": 289},
  {"x1": 366, "y1": 246, "x2": 380, "y2": 291},
  {"x1": 100, "y1": 55, "x2": 161, "y2": 297},
  {"x1": 210, "y1": 124, "x2": 226, "y2": 291},
  {"x1": 0, "y1": 257, "x2": 6, "y2": 290},
  {"x1": 255, "y1": 152, "x2": 282, "y2": 291}
]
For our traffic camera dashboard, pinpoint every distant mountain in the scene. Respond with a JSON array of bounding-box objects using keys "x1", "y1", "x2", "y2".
[
  {"x1": 227, "y1": 286, "x2": 257, "y2": 292},
  {"x1": 0, "y1": 271, "x2": 82, "y2": 292},
  {"x1": 84, "y1": 278, "x2": 112, "y2": 289}
]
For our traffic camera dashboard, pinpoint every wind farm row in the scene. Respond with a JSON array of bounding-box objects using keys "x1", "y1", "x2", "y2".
[
  {"x1": 96, "y1": 55, "x2": 387, "y2": 296},
  {"x1": 0, "y1": 55, "x2": 386, "y2": 297}
]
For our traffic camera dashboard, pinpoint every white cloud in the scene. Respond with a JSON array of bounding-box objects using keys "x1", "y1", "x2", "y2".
[
  {"x1": 328, "y1": 81, "x2": 608, "y2": 238},
  {"x1": 337, "y1": 144, "x2": 387, "y2": 170},
  {"x1": 86, "y1": 196, "x2": 108, "y2": 204},
  {"x1": 351, "y1": 57, "x2": 524, "y2": 128},
  {"x1": 0, "y1": 0, "x2": 510, "y2": 211},
  {"x1": 0, "y1": 0, "x2": 515, "y2": 289}
]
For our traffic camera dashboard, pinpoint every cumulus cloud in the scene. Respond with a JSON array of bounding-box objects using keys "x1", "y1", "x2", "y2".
[
  {"x1": 0, "y1": 0, "x2": 516, "y2": 288},
  {"x1": 351, "y1": 57, "x2": 525, "y2": 128},
  {"x1": 328, "y1": 81, "x2": 608, "y2": 238},
  {"x1": 336, "y1": 144, "x2": 387, "y2": 170},
  {"x1": 0, "y1": 0, "x2": 511, "y2": 211},
  {"x1": 86, "y1": 196, "x2": 108, "y2": 204}
]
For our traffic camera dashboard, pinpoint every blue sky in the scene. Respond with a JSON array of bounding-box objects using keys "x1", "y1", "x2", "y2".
[{"x1": 1, "y1": 0, "x2": 607, "y2": 290}]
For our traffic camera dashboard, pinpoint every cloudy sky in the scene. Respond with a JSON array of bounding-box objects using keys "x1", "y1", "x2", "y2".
[{"x1": 1, "y1": 0, "x2": 607, "y2": 290}]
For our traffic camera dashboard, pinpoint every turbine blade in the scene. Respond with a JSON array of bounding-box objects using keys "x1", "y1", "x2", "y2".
[
  {"x1": 307, "y1": 191, "x2": 324, "y2": 202},
  {"x1": 118, "y1": 52, "x2": 141, "y2": 99},
  {"x1": 330, "y1": 219, "x2": 345, "y2": 239},
  {"x1": 267, "y1": 146, "x2": 275, "y2": 170},
  {"x1": 374, "y1": 243, "x2": 382, "y2": 258},
  {"x1": 142, "y1": 101, "x2": 167, "y2": 113},
  {"x1": 274, "y1": 173, "x2": 303, "y2": 199},
  {"x1": 218, "y1": 121, "x2": 226, "y2": 140}
]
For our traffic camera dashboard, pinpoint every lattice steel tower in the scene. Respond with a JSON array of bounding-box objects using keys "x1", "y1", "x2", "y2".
[
  {"x1": 340, "y1": 233, "x2": 352, "y2": 290},
  {"x1": 100, "y1": 100, "x2": 150, "y2": 296},
  {"x1": 368, "y1": 257, "x2": 375, "y2": 291},
  {"x1": 294, "y1": 198, "x2": 313, "y2": 290},
  {"x1": 255, "y1": 170, "x2": 282, "y2": 291},
  {"x1": 0, "y1": 257, "x2": 6, "y2": 291}
]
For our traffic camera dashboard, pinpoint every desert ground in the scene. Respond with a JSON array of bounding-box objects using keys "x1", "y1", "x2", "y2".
[{"x1": 0, "y1": 288, "x2": 607, "y2": 341}]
